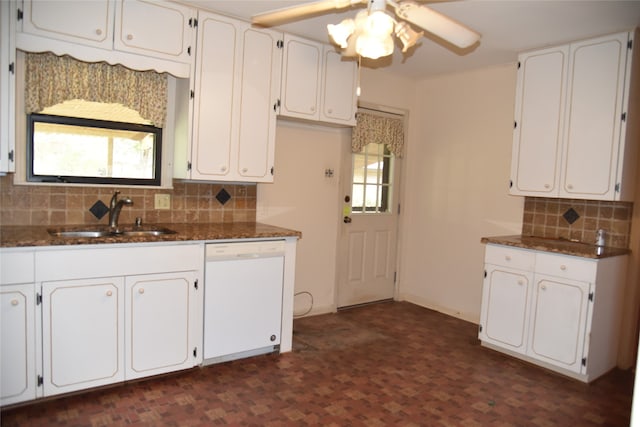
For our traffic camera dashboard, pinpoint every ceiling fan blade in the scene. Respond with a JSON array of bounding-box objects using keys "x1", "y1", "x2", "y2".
[
  {"x1": 394, "y1": 1, "x2": 480, "y2": 48},
  {"x1": 252, "y1": 0, "x2": 367, "y2": 26}
]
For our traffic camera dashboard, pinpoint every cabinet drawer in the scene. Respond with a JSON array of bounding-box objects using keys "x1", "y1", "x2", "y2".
[
  {"x1": 1, "y1": 250, "x2": 34, "y2": 285},
  {"x1": 535, "y1": 252, "x2": 597, "y2": 282},
  {"x1": 485, "y1": 244, "x2": 535, "y2": 270}
]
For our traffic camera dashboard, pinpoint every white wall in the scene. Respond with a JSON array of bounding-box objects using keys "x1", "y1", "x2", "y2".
[
  {"x1": 257, "y1": 120, "x2": 347, "y2": 315},
  {"x1": 398, "y1": 64, "x2": 524, "y2": 322}
]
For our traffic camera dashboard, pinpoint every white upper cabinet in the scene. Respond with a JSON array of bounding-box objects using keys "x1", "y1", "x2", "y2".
[
  {"x1": 280, "y1": 35, "x2": 322, "y2": 121},
  {"x1": 16, "y1": 0, "x2": 196, "y2": 77},
  {"x1": 321, "y1": 47, "x2": 358, "y2": 125},
  {"x1": 21, "y1": 0, "x2": 114, "y2": 49},
  {"x1": 510, "y1": 30, "x2": 639, "y2": 201},
  {"x1": 182, "y1": 11, "x2": 281, "y2": 183},
  {"x1": 114, "y1": 0, "x2": 194, "y2": 63},
  {"x1": 510, "y1": 46, "x2": 567, "y2": 196},
  {"x1": 280, "y1": 34, "x2": 357, "y2": 126},
  {"x1": 0, "y1": 0, "x2": 16, "y2": 174}
]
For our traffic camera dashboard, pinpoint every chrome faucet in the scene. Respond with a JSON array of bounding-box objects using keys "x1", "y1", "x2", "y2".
[{"x1": 108, "y1": 191, "x2": 133, "y2": 229}]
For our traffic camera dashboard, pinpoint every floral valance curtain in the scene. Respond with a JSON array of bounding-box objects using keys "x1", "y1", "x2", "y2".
[
  {"x1": 24, "y1": 52, "x2": 168, "y2": 127},
  {"x1": 351, "y1": 111, "x2": 405, "y2": 157}
]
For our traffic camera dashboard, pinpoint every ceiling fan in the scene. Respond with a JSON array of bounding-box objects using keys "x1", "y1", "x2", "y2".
[{"x1": 251, "y1": 0, "x2": 481, "y2": 59}]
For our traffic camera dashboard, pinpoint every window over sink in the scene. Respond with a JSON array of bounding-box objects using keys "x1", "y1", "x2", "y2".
[{"x1": 27, "y1": 112, "x2": 162, "y2": 186}]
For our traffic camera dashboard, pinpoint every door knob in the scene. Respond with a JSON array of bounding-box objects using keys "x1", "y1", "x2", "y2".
[{"x1": 343, "y1": 216, "x2": 352, "y2": 224}]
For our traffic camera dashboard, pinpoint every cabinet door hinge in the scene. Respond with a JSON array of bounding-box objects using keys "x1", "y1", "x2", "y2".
[
  {"x1": 628, "y1": 39, "x2": 633, "y2": 50},
  {"x1": 8, "y1": 62, "x2": 14, "y2": 75},
  {"x1": 588, "y1": 291, "x2": 594, "y2": 302},
  {"x1": 582, "y1": 357, "x2": 587, "y2": 367},
  {"x1": 484, "y1": 270, "x2": 487, "y2": 278},
  {"x1": 517, "y1": 61, "x2": 521, "y2": 69},
  {"x1": 17, "y1": 8, "x2": 23, "y2": 21},
  {"x1": 621, "y1": 112, "x2": 627, "y2": 122},
  {"x1": 36, "y1": 293, "x2": 42, "y2": 305},
  {"x1": 277, "y1": 39, "x2": 284, "y2": 49},
  {"x1": 193, "y1": 347, "x2": 198, "y2": 358},
  {"x1": 479, "y1": 324, "x2": 483, "y2": 333},
  {"x1": 509, "y1": 179, "x2": 513, "y2": 189},
  {"x1": 37, "y1": 375, "x2": 43, "y2": 386},
  {"x1": 187, "y1": 161, "x2": 192, "y2": 171},
  {"x1": 615, "y1": 183, "x2": 621, "y2": 193},
  {"x1": 393, "y1": 271, "x2": 397, "y2": 283},
  {"x1": 397, "y1": 203, "x2": 401, "y2": 215},
  {"x1": 194, "y1": 279, "x2": 198, "y2": 290},
  {"x1": 187, "y1": 46, "x2": 191, "y2": 56},
  {"x1": 270, "y1": 166, "x2": 274, "y2": 175},
  {"x1": 273, "y1": 98, "x2": 281, "y2": 112},
  {"x1": 8, "y1": 149, "x2": 14, "y2": 162},
  {"x1": 514, "y1": 121, "x2": 517, "y2": 129},
  {"x1": 190, "y1": 89, "x2": 194, "y2": 99},
  {"x1": 189, "y1": 17, "x2": 198, "y2": 28}
]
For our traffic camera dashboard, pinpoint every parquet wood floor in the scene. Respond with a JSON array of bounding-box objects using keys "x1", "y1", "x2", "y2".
[{"x1": 1, "y1": 301, "x2": 634, "y2": 426}]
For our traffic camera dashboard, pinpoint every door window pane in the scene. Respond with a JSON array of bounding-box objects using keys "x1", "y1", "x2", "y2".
[{"x1": 351, "y1": 143, "x2": 394, "y2": 213}]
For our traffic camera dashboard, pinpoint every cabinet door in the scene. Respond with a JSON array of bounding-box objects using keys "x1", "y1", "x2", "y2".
[
  {"x1": 204, "y1": 256, "x2": 284, "y2": 360},
  {"x1": 125, "y1": 272, "x2": 197, "y2": 380},
  {"x1": 1, "y1": 284, "x2": 36, "y2": 406},
  {"x1": 114, "y1": 0, "x2": 194, "y2": 63},
  {"x1": 236, "y1": 26, "x2": 281, "y2": 182},
  {"x1": 0, "y1": 0, "x2": 16, "y2": 174},
  {"x1": 320, "y1": 47, "x2": 357, "y2": 125},
  {"x1": 21, "y1": 0, "x2": 114, "y2": 49},
  {"x1": 527, "y1": 275, "x2": 591, "y2": 373},
  {"x1": 479, "y1": 264, "x2": 532, "y2": 354},
  {"x1": 561, "y1": 33, "x2": 629, "y2": 199},
  {"x1": 190, "y1": 12, "x2": 238, "y2": 180},
  {"x1": 280, "y1": 35, "x2": 322, "y2": 120},
  {"x1": 510, "y1": 46, "x2": 567, "y2": 196},
  {"x1": 42, "y1": 277, "x2": 125, "y2": 396}
]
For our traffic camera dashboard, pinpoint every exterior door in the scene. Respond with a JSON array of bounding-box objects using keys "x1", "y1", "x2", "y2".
[{"x1": 337, "y1": 134, "x2": 401, "y2": 308}]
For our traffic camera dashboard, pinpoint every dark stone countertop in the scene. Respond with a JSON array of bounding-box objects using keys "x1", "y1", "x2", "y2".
[
  {"x1": 0, "y1": 222, "x2": 302, "y2": 248},
  {"x1": 481, "y1": 235, "x2": 630, "y2": 259}
]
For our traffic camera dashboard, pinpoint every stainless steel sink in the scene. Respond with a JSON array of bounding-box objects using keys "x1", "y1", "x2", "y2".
[
  {"x1": 48, "y1": 226, "x2": 176, "y2": 238},
  {"x1": 48, "y1": 229, "x2": 114, "y2": 238}
]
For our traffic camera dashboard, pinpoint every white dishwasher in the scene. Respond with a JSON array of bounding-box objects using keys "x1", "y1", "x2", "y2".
[{"x1": 203, "y1": 240, "x2": 285, "y2": 364}]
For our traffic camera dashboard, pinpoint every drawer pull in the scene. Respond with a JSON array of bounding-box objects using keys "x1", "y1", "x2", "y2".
[{"x1": 560, "y1": 265, "x2": 567, "y2": 271}]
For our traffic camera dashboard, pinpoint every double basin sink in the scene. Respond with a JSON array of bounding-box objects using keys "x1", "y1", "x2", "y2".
[{"x1": 48, "y1": 225, "x2": 176, "y2": 238}]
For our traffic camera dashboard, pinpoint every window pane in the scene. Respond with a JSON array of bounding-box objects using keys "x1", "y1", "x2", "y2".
[
  {"x1": 353, "y1": 154, "x2": 367, "y2": 184},
  {"x1": 352, "y1": 184, "x2": 365, "y2": 212},
  {"x1": 28, "y1": 114, "x2": 162, "y2": 186},
  {"x1": 352, "y1": 142, "x2": 395, "y2": 214}
]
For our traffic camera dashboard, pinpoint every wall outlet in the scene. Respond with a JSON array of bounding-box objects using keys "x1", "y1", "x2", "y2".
[{"x1": 154, "y1": 194, "x2": 171, "y2": 210}]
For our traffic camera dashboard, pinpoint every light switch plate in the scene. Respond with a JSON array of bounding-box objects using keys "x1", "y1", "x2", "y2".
[{"x1": 154, "y1": 194, "x2": 171, "y2": 210}]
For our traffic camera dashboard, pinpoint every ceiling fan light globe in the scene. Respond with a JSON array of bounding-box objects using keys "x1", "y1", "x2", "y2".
[
  {"x1": 363, "y1": 11, "x2": 394, "y2": 38},
  {"x1": 328, "y1": 19, "x2": 356, "y2": 49},
  {"x1": 355, "y1": 33, "x2": 394, "y2": 59},
  {"x1": 395, "y1": 21, "x2": 423, "y2": 53}
]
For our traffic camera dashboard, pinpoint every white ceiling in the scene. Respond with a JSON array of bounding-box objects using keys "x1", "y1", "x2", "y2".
[{"x1": 178, "y1": 0, "x2": 640, "y2": 80}]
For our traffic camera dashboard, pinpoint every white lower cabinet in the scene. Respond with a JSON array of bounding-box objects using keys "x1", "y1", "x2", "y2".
[
  {"x1": 479, "y1": 244, "x2": 627, "y2": 382},
  {"x1": 1, "y1": 283, "x2": 37, "y2": 406},
  {"x1": 479, "y1": 265, "x2": 532, "y2": 354},
  {"x1": 42, "y1": 277, "x2": 125, "y2": 397},
  {"x1": 527, "y1": 275, "x2": 590, "y2": 373},
  {"x1": 0, "y1": 243, "x2": 203, "y2": 406},
  {"x1": 125, "y1": 272, "x2": 197, "y2": 380}
]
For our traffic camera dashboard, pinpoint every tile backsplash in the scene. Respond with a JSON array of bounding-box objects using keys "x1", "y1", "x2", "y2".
[
  {"x1": 0, "y1": 174, "x2": 256, "y2": 226},
  {"x1": 522, "y1": 197, "x2": 633, "y2": 248}
]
